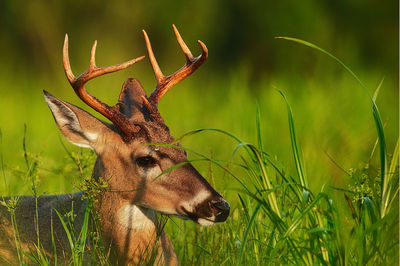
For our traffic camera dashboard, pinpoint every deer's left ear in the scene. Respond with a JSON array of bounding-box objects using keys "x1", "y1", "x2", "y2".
[{"x1": 43, "y1": 90, "x2": 109, "y2": 151}]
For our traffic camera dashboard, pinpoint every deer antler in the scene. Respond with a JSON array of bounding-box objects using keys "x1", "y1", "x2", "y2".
[
  {"x1": 63, "y1": 34, "x2": 145, "y2": 139},
  {"x1": 143, "y1": 24, "x2": 208, "y2": 108}
]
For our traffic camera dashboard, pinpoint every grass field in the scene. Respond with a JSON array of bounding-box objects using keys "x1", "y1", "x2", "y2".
[{"x1": 0, "y1": 29, "x2": 398, "y2": 265}]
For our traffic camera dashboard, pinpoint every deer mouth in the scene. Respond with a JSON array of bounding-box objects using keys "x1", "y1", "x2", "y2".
[
  {"x1": 179, "y1": 206, "x2": 215, "y2": 225},
  {"x1": 171, "y1": 211, "x2": 190, "y2": 220},
  {"x1": 177, "y1": 202, "x2": 230, "y2": 226}
]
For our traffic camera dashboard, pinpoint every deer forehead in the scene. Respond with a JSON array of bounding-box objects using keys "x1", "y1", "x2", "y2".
[{"x1": 95, "y1": 135, "x2": 149, "y2": 155}]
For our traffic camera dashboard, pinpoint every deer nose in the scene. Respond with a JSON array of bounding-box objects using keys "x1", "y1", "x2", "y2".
[{"x1": 211, "y1": 200, "x2": 230, "y2": 222}]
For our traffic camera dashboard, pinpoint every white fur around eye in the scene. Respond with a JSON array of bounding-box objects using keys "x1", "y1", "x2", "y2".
[{"x1": 140, "y1": 165, "x2": 162, "y2": 180}]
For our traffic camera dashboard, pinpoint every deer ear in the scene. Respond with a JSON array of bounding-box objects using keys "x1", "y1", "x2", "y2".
[{"x1": 43, "y1": 90, "x2": 108, "y2": 150}]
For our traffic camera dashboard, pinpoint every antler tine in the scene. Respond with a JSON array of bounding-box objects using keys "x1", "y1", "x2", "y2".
[
  {"x1": 142, "y1": 29, "x2": 164, "y2": 84},
  {"x1": 145, "y1": 25, "x2": 208, "y2": 107},
  {"x1": 89, "y1": 40, "x2": 97, "y2": 68},
  {"x1": 63, "y1": 34, "x2": 75, "y2": 83},
  {"x1": 172, "y1": 24, "x2": 194, "y2": 62},
  {"x1": 62, "y1": 34, "x2": 145, "y2": 139}
]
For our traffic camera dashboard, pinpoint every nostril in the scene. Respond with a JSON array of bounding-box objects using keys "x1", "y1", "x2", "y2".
[
  {"x1": 210, "y1": 200, "x2": 230, "y2": 222},
  {"x1": 211, "y1": 200, "x2": 230, "y2": 212}
]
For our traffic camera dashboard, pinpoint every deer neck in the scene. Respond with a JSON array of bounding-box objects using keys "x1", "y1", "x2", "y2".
[
  {"x1": 97, "y1": 192, "x2": 158, "y2": 231},
  {"x1": 95, "y1": 192, "x2": 167, "y2": 264}
]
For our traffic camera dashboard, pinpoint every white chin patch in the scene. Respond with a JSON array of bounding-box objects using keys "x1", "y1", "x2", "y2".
[{"x1": 197, "y1": 218, "x2": 216, "y2": 227}]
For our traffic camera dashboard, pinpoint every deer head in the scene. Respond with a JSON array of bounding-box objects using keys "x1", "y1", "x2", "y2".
[{"x1": 44, "y1": 25, "x2": 230, "y2": 226}]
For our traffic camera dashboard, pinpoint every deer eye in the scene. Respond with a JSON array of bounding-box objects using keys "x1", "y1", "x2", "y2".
[{"x1": 136, "y1": 156, "x2": 157, "y2": 168}]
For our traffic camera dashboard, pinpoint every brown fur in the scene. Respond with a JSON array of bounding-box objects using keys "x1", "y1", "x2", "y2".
[
  {"x1": 0, "y1": 79, "x2": 228, "y2": 265},
  {"x1": 0, "y1": 28, "x2": 228, "y2": 264}
]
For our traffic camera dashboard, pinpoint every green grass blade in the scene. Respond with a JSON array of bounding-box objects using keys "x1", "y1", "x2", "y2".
[
  {"x1": 238, "y1": 202, "x2": 262, "y2": 264},
  {"x1": 277, "y1": 36, "x2": 388, "y2": 218},
  {"x1": 256, "y1": 103, "x2": 263, "y2": 152},
  {"x1": 237, "y1": 193, "x2": 250, "y2": 222},
  {"x1": 23, "y1": 251, "x2": 40, "y2": 264},
  {"x1": 0, "y1": 129, "x2": 9, "y2": 194},
  {"x1": 372, "y1": 105, "x2": 388, "y2": 217},
  {"x1": 373, "y1": 77, "x2": 385, "y2": 102},
  {"x1": 174, "y1": 128, "x2": 243, "y2": 144},
  {"x1": 149, "y1": 142, "x2": 252, "y2": 193},
  {"x1": 386, "y1": 138, "x2": 398, "y2": 182},
  {"x1": 152, "y1": 159, "x2": 207, "y2": 181},
  {"x1": 247, "y1": 144, "x2": 281, "y2": 218},
  {"x1": 275, "y1": 37, "x2": 370, "y2": 95},
  {"x1": 265, "y1": 227, "x2": 276, "y2": 260},
  {"x1": 33, "y1": 243, "x2": 49, "y2": 265},
  {"x1": 54, "y1": 208, "x2": 76, "y2": 263},
  {"x1": 301, "y1": 190, "x2": 310, "y2": 210},
  {"x1": 363, "y1": 197, "x2": 378, "y2": 225},
  {"x1": 278, "y1": 90, "x2": 308, "y2": 188},
  {"x1": 314, "y1": 207, "x2": 330, "y2": 263},
  {"x1": 261, "y1": 151, "x2": 303, "y2": 200},
  {"x1": 78, "y1": 201, "x2": 91, "y2": 262},
  {"x1": 284, "y1": 193, "x2": 326, "y2": 238},
  {"x1": 383, "y1": 138, "x2": 399, "y2": 216},
  {"x1": 50, "y1": 209, "x2": 57, "y2": 265}
]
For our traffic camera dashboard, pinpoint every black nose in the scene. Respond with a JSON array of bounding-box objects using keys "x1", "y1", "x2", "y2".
[
  {"x1": 211, "y1": 200, "x2": 230, "y2": 222},
  {"x1": 211, "y1": 200, "x2": 230, "y2": 211}
]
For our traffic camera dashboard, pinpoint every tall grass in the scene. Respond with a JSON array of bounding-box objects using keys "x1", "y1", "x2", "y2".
[
  {"x1": 167, "y1": 39, "x2": 398, "y2": 265},
  {"x1": 168, "y1": 98, "x2": 397, "y2": 265},
  {"x1": 0, "y1": 40, "x2": 398, "y2": 265}
]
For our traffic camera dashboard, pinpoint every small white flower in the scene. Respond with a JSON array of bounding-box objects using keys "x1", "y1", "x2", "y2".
[{"x1": 236, "y1": 240, "x2": 241, "y2": 248}]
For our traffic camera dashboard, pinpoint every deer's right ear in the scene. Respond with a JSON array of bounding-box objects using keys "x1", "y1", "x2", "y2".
[{"x1": 43, "y1": 90, "x2": 108, "y2": 150}]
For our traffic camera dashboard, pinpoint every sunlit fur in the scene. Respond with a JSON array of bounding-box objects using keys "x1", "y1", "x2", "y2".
[{"x1": 0, "y1": 86, "x2": 229, "y2": 265}]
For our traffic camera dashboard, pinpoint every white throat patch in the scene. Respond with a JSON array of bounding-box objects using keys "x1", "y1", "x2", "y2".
[{"x1": 118, "y1": 204, "x2": 156, "y2": 230}]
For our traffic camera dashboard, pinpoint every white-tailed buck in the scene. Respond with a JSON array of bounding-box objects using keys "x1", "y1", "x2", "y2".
[{"x1": 0, "y1": 25, "x2": 229, "y2": 265}]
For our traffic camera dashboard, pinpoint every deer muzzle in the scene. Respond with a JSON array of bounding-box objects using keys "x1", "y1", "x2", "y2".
[{"x1": 210, "y1": 200, "x2": 230, "y2": 222}]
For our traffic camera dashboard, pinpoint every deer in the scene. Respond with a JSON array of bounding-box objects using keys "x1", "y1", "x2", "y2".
[{"x1": 0, "y1": 25, "x2": 230, "y2": 265}]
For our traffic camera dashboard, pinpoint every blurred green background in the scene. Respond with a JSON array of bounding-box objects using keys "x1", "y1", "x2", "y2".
[{"x1": 0, "y1": 0, "x2": 398, "y2": 198}]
